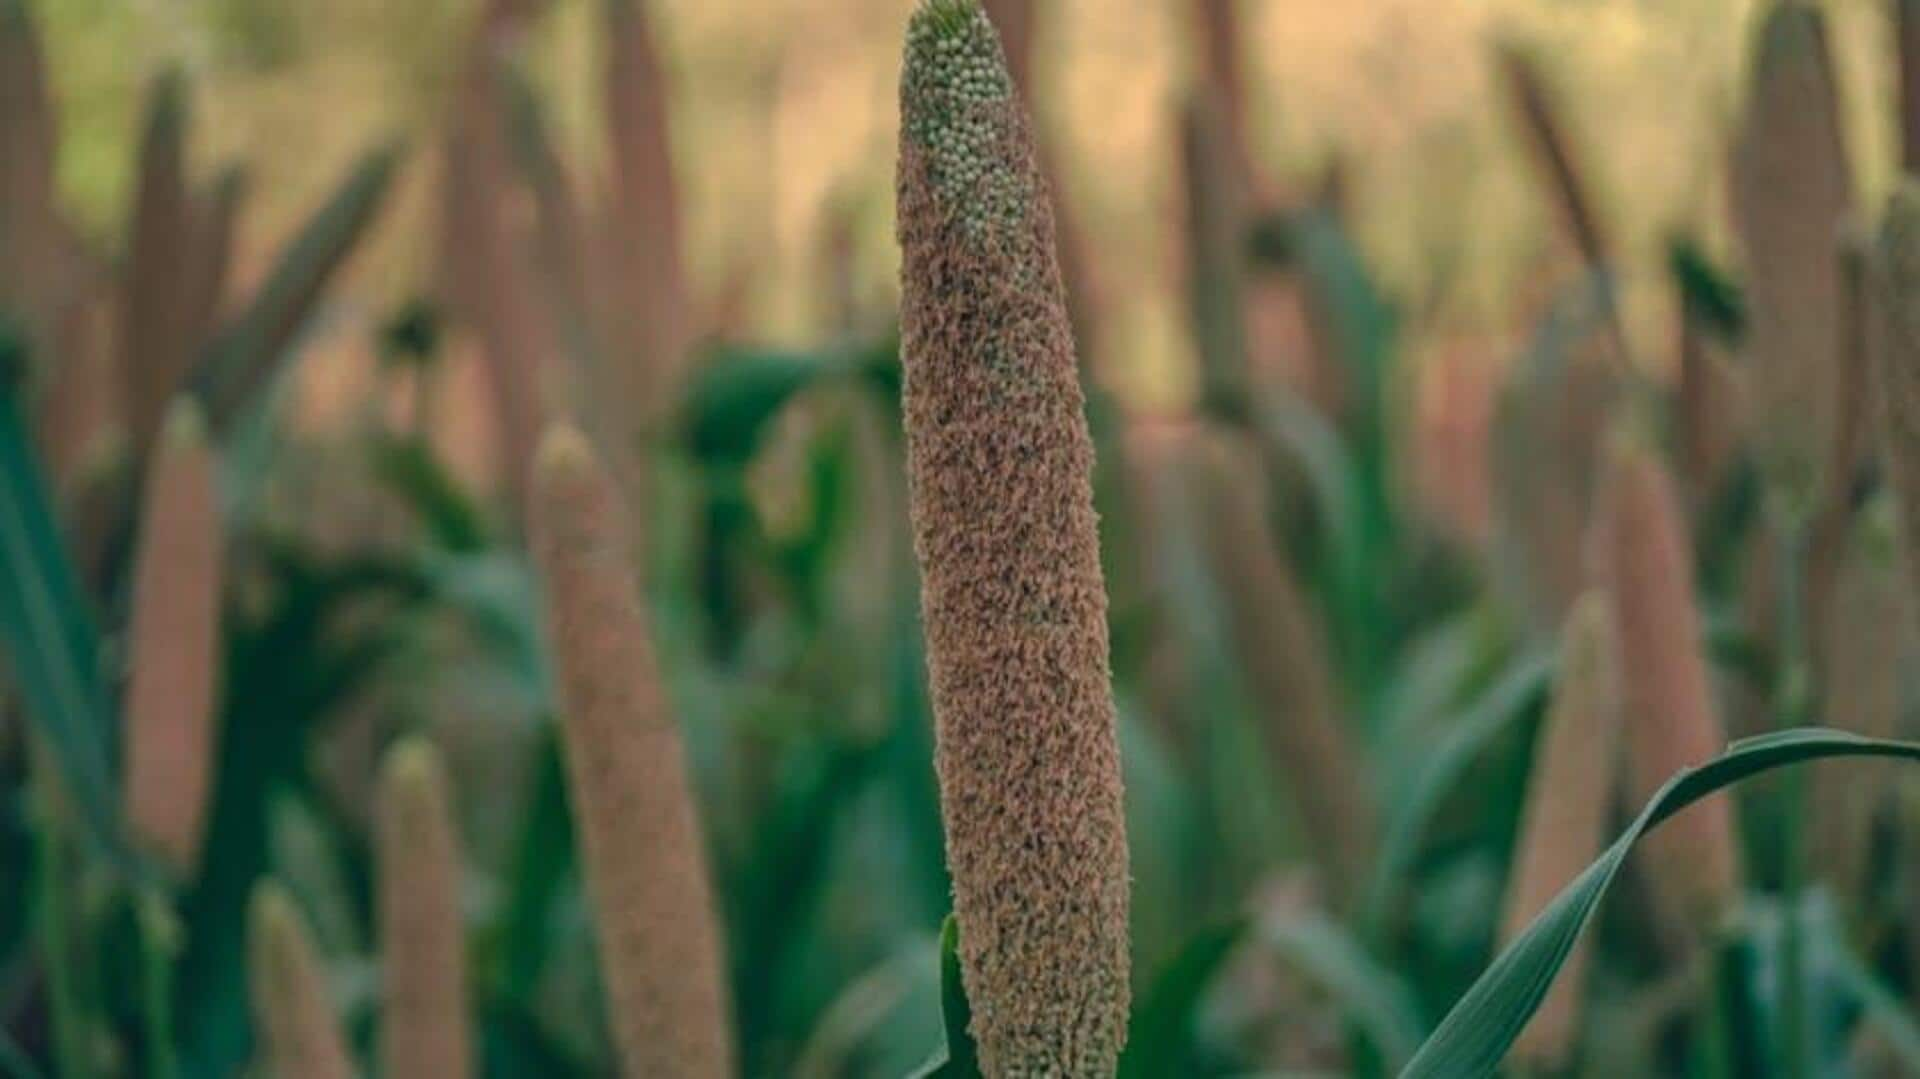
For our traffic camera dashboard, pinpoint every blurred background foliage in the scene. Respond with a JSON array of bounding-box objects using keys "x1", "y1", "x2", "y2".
[
  {"x1": 30, "y1": 0, "x2": 1907, "y2": 408},
  {"x1": 4, "y1": 0, "x2": 1920, "y2": 1076}
]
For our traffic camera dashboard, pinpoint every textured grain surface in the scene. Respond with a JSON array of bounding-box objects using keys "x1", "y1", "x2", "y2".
[
  {"x1": 1597, "y1": 435, "x2": 1740, "y2": 930},
  {"x1": 1730, "y1": 1, "x2": 1854, "y2": 516},
  {"x1": 378, "y1": 739, "x2": 473, "y2": 1079},
  {"x1": 124, "y1": 401, "x2": 222, "y2": 875},
  {"x1": 529, "y1": 424, "x2": 733, "y2": 1078},
  {"x1": 249, "y1": 882, "x2": 354, "y2": 1079},
  {"x1": 1186, "y1": 430, "x2": 1376, "y2": 908},
  {"x1": 896, "y1": 1, "x2": 1131, "y2": 1071},
  {"x1": 1502, "y1": 593, "x2": 1620, "y2": 1071}
]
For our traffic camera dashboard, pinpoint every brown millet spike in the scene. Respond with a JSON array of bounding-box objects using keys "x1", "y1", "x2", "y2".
[
  {"x1": 605, "y1": 0, "x2": 691, "y2": 404},
  {"x1": 120, "y1": 71, "x2": 194, "y2": 459},
  {"x1": 249, "y1": 881, "x2": 354, "y2": 1079},
  {"x1": 528, "y1": 424, "x2": 734, "y2": 1078},
  {"x1": 1731, "y1": 1, "x2": 1854, "y2": 516},
  {"x1": 377, "y1": 739, "x2": 473, "y2": 1079},
  {"x1": 1810, "y1": 506, "x2": 1908, "y2": 900},
  {"x1": 1186, "y1": 431, "x2": 1376, "y2": 907},
  {"x1": 181, "y1": 168, "x2": 245, "y2": 356},
  {"x1": 1805, "y1": 223, "x2": 1877, "y2": 672},
  {"x1": 1181, "y1": 92, "x2": 1251, "y2": 411},
  {"x1": 896, "y1": 1, "x2": 1131, "y2": 1073},
  {"x1": 442, "y1": 34, "x2": 551, "y2": 506},
  {"x1": 1597, "y1": 434, "x2": 1740, "y2": 931},
  {"x1": 1501, "y1": 593, "x2": 1620, "y2": 1072},
  {"x1": 0, "y1": 0, "x2": 60, "y2": 310},
  {"x1": 124, "y1": 400, "x2": 222, "y2": 875},
  {"x1": 1876, "y1": 183, "x2": 1920, "y2": 606}
]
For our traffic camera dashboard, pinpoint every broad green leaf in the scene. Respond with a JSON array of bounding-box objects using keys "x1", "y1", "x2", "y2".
[
  {"x1": 191, "y1": 141, "x2": 401, "y2": 433},
  {"x1": 0, "y1": 360, "x2": 136, "y2": 876},
  {"x1": 1118, "y1": 919, "x2": 1247, "y2": 1079},
  {"x1": 1401, "y1": 729, "x2": 1920, "y2": 1078}
]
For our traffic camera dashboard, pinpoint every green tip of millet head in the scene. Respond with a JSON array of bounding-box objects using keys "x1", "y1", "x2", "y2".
[
  {"x1": 380, "y1": 736, "x2": 447, "y2": 802},
  {"x1": 901, "y1": 0, "x2": 1029, "y2": 236},
  {"x1": 160, "y1": 397, "x2": 208, "y2": 449},
  {"x1": 1755, "y1": 0, "x2": 1825, "y2": 66},
  {"x1": 913, "y1": 0, "x2": 982, "y2": 39},
  {"x1": 249, "y1": 879, "x2": 303, "y2": 966},
  {"x1": 902, "y1": 0, "x2": 1011, "y2": 128},
  {"x1": 533, "y1": 422, "x2": 598, "y2": 483}
]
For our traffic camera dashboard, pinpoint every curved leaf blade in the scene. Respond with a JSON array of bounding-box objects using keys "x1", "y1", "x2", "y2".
[{"x1": 1401, "y1": 729, "x2": 1920, "y2": 1078}]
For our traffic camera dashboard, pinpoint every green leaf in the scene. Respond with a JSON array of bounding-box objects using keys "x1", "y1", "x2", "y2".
[
  {"x1": 1401, "y1": 729, "x2": 1920, "y2": 1078},
  {"x1": 0, "y1": 363, "x2": 138, "y2": 877},
  {"x1": 1118, "y1": 919, "x2": 1247, "y2": 1079},
  {"x1": 190, "y1": 141, "x2": 401, "y2": 433},
  {"x1": 909, "y1": 916, "x2": 980, "y2": 1079}
]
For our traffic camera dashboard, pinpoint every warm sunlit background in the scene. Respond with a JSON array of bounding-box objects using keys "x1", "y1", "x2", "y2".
[{"x1": 32, "y1": 0, "x2": 1902, "y2": 413}]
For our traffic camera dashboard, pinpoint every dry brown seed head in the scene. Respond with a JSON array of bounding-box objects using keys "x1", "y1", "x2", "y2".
[
  {"x1": 124, "y1": 398, "x2": 222, "y2": 876},
  {"x1": 529, "y1": 422, "x2": 734, "y2": 1077},
  {"x1": 1596, "y1": 433, "x2": 1740, "y2": 931},
  {"x1": 249, "y1": 881, "x2": 354, "y2": 1079},
  {"x1": 377, "y1": 738, "x2": 472, "y2": 1079},
  {"x1": 896, "y1": 0, "x2": 1131, "y2": 1071},
  {"x1": 1731, "y1": 1, "x2": 1854, "y2": 518},
  {"x1": 1503, "y1": 592, "x2": 1621, "y2": 1070}
]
